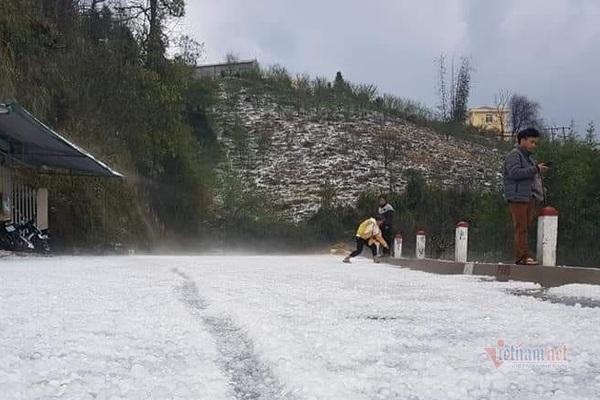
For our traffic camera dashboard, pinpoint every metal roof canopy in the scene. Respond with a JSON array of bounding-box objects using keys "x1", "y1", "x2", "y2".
[{"x1": 0, "y1": 101, "x2": 122, "y2": 177}]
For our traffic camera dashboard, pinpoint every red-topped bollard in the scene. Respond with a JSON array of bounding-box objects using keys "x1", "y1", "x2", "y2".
[
  {"x1": 537, "y1": 207, "x2": 559, "y2": 266},
  {"x1": 393, "y1": 233, "x2": 403, "y2": 258},
  {"x1": 416, "y1": 229, "x2": 426, "y2": 259},
  {"x1": 455, "y1": 221, "x2": 469, "y2": 263}
]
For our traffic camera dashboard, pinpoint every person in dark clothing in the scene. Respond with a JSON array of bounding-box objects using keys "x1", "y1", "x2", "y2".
[
  {"x1": 377, "y1": 195, "x2": 395, "y2": 257},
  {"x1": 503, "y1": 128, "x2": 549, "y2": 265}
]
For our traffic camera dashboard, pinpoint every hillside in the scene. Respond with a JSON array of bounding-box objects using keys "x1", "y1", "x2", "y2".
[{"x1": 213, "y1": 77, "x2": 505, "y2": 221}]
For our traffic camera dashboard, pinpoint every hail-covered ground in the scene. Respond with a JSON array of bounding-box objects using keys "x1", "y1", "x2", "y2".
[{"x1": 1, "y1": 255, "x2": 599, "y2": 400}]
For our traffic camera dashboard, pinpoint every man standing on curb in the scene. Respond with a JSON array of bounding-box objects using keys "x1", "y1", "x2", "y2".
[{"x1": 503, "y1": 128, "x2": 549, "y2": 265}]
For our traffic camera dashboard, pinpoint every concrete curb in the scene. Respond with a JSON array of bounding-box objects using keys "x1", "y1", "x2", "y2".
[{"x1": 385, "y1": 258, "x2": 600, "y2": 287}]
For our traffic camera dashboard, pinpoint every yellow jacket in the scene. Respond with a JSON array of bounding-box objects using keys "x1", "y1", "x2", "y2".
[{"x1": 356, "y1": 218, "x2": 388, "y2": 248}]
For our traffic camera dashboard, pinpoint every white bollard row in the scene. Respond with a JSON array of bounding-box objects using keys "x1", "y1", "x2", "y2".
[{"x1": 403, "y1": 206, "x2": 559, "y2": 267}]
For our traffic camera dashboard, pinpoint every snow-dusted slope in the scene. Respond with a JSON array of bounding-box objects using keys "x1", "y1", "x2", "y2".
[
  {"x1": 215, "y1": 87, "x2": 504, "y2": 220},
  {"x1": 1, "y1": 255, "x2": 599, "y2": 399}
]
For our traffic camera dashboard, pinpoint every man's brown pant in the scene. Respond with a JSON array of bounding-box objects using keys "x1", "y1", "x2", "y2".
[{"x1": 509, "y1": 199, "x2": 540, "y2": 262}]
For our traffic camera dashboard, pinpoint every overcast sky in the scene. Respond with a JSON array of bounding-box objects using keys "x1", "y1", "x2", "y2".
[{"x1": 180, "y1": 0, "x2": 600, "y2": 130}]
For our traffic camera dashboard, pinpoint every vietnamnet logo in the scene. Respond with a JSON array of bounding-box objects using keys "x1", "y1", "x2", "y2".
[{"x1": 484, "y1": 339, "x2": 568, "y2": 368}]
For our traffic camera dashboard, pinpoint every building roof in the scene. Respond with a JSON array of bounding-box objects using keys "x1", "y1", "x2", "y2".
[
  {"x1": 195, "y1": 59, "x2": 258, "y2": 69},
  {"x1": 469, "y1": 106, "x2": 509, "y2": 112},
  {"x1": 0, "y1": 101, "x2": 122, "y2": 177}
]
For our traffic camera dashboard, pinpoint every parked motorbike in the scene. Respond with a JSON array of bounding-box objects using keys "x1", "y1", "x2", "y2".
[
  {"x1": 17, "y1": 220, "x2": 50, "y2": 254},
  {"x1": 0, "y1": 219, "x2": 50, "y2": 253},
  {"x1": 0, "y1": 220, "x2": 27, "y2": 252}
]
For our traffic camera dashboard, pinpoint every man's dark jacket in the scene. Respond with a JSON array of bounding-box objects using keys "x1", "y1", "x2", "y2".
[
  {"x1": 503, "y1": 146, "x2": 538, "y2": 203},
  {"x1": 378, "y1": 203, "x2": 394, "y2": 227}
]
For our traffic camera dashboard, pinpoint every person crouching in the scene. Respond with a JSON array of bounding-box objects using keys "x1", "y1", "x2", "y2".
[{"x1": 343, "y1": 215, "x2": 389, "y2": 264}]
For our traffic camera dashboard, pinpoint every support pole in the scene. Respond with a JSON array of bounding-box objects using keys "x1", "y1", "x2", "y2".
[{"x1": 36, "y1": 188, "x2": 48, "y2": 230}]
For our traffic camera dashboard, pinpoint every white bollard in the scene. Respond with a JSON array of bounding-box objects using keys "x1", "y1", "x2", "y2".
[
  {"x1": 416, "y1": 229, "x2": 426, "y2": 259},
  {"x1": 455, "y1": 221, "x2": 469, "y2": 263},
  {"x1": 393, "y1": 234, "x2": 403, "y2": 258},
  {"x1": 537, "y1": 207, "x2": 559, "y2": 266}
]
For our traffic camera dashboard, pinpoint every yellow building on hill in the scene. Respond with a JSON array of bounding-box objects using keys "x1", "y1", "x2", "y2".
[{"x1": 468, "y1": 106, "x2": 510, "y2": 136}]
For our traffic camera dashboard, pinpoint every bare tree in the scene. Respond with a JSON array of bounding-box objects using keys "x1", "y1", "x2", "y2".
[
  {"x1": 174, "y1": 35, "x2": 205, "y2": 66},
  {"x1": 585, "y1": 120, "x2": 596, "y2": 145},
  {"x1": 381, "y1": 93, "x2": 400, "y2": 123},
  {"x1": 293, "y1": 73, "x2": 311, "y2": 114},
  {"x1": 352, "y1": 83, "x2": 378, "y2": 115},
  {"x1": 493, "y1": 89, "x2": 511, "y2": 135},
  {"x1": 509, "y1": 94, "x2": 541, "y2": 135},
  {"x1": 435, "y1": 54, "x2": 449, "y2": 121},
  {"x1": 312, "y1": 76, "x2": 329, "y2": 115},
  {"x1": 567, "y1": 119, "x2": 577, "y2": 141},
  {"x1": 435, "y1": 55, "x2": 472, "y2": 123},
  {"x1": 374, "y1": 126, "x2": 404, "y2": 192},
  {"x1": 115, "y1": 0, "x2": 185, "y2": 70}
]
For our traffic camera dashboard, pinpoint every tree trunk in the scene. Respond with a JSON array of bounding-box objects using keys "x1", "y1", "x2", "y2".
[{"x1": 145, "y1": 0, "x2": 163, "y2": 70}]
